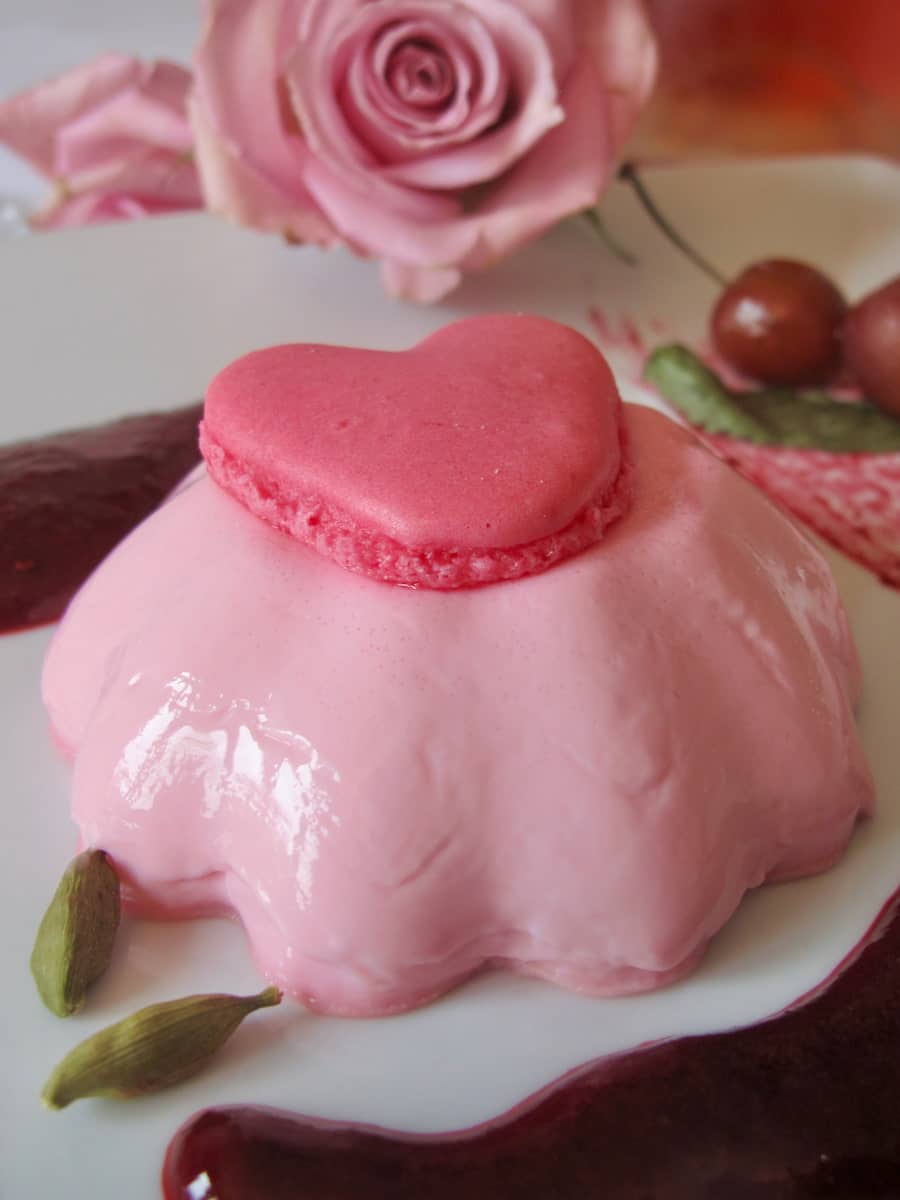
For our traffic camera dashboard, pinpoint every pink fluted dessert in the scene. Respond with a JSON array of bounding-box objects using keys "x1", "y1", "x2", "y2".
[{"x1": 42, "y1": 316, "x2": 873, "y2": 1016}]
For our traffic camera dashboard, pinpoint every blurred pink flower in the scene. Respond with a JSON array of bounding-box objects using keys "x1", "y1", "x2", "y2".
[
  {"x1": 191, "y1": 0, "x2": 656, "y2": 301},
  {"x1": 0, "y1": 54, "x2": 203, "y2": 230}
]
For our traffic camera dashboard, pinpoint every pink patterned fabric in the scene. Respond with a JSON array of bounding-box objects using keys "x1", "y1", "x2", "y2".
[{"x1": 706, "y1": 433, "x2": 900, "y2": 589}]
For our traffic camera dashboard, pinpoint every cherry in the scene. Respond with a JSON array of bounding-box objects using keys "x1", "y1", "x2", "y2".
[
  {"x1": 843, "y1": 276, "x2": 900, "y2": 417},
  {"x1": 711, "y1": 259, "x2": 846, "y2": 386}
]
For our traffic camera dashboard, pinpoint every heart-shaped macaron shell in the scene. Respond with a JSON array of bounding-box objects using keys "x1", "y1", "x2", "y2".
[{"x1": 200, "y1": 315, "x2": 632, "y2": 588}]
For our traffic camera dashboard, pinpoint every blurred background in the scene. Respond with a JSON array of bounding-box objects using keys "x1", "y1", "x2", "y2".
[{"x1": 637, "y1": 0, "x2": 900, "y2": 161}]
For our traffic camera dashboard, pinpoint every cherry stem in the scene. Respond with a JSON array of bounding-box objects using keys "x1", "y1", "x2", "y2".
[{"x1": 618, "y1": 162, "x2": 728, "y2": 288}]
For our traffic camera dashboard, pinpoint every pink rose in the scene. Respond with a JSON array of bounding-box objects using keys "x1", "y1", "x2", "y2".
[
  {"x1": 0, "y1": 54, "x2": 203, "y2": 230},
  {"x1": 192, "y1": 0, "x2": 656, "y2": 300}
]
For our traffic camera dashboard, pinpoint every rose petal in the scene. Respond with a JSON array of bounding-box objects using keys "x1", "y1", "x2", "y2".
[
  {"x1": 287, "y1": 35, "x2": 464, "y2": 224},
  {"x1": 288, "y1": 5, "x2": 462, "y2": 170},
  {"x1": 189, "y1": 0, "x2": 656, "y2": 301},
  {"x1": 296, "y1": 0, "x2": 377, "y2": 52},
  {"x1": 338, "y1": 8, "x2": 504, "y2": 161},
  {"x1": 298, "y1": 54, "x2": 612, "y2": 276},
  {"x1": 370, "y1": 0, "x2": 564, "y2": 189},
  {"x1": 32, "y1": 189, "x2": 198, "y2": 230},
  {"x1": 345, "y1": 24, "x2": 478, "y2": 156},
  {"x1": 300, "y1": 149, "x2": 473, "y2": 262},
  {"x1": 0, "y1": 51, "x2": 209, "y2": 233},
  {"x1": 575, "y1": 0, "x2": 657, "y2": 147},
  {"x1": 377, "y1": 0, "x2": 564, "y2": 189},
  {"x1": 59, "y1": 151, "x2": 204, "y2": 209},
  {"x1": 0, "y1": 54, "x2": 141, "y2": 178},
  {"x1": 141, "y1": 58, "x2": 196, "y2": 114},
  {"x1": 381, "y1": 39, "x2": 457, "y2": 108},
  {"x1": 290, "y1": 0, "x2": 563, "y2": 193},
  {"x1": 457, "y1": 56, "x2": 615, "y2": 266},
  {"x1": 190, "y1": 94, "x2": 336, "y2": 244},
  {"x1": 193, "y1": 0, "x2": 313, "y2": 202},
  {"x1": 380, "y1": 258, "x2": 462, "y2": 303},
  {"x1": 56, "y1": 62, "x2": 194, "y2": 177},
  {"x1": 372, "y1": 21, "x2": 462, "y2": 116},
  {"x1": 510, "y1": 0, "x2": 577, "y2": 77},
  {"x1": 376, "y1": 53, "x2": 618, "y2": 300}
]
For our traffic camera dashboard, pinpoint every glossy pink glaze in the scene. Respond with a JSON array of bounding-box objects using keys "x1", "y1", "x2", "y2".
[
  {"x1": 42, "y1": 407, "x2": 873, "y2": 1016},
  {"x1": 200, "y1": 316, "x2": 631, "y2": 588}
]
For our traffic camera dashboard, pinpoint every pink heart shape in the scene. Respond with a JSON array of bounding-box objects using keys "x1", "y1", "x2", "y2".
[{"x1": 200, "y1": 315, "x2": 632, "y2": 587}]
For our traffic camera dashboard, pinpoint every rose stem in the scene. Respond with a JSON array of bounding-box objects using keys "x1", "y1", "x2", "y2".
[
  {"x1": 581, "y1": 208, "x2": 639, "y2": 267},
  {"x1": 617, "y1": 162, "x2": 727, "y2": 287}
]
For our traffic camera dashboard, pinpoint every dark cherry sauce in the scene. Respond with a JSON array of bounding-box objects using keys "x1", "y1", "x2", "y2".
[
  {"x1": 164, "y1": 899, "x2": 900, "y2": 1200},
  {"x1": 0, "y1": 404, "x2": 202, "y2": 633}
]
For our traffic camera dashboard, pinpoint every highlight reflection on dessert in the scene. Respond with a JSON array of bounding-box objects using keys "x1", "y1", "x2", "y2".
[{"x1": 42, "y1": 315, "x2": 873, "y2": 1017}]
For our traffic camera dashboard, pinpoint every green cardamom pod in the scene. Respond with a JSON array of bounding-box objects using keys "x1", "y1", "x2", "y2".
[
  {"x1": 42, "y1": 985, "x2": 282, "y2": 1109},
  {"x1": 30, "y1": 849, "x2": 121, "y2": 1017}
]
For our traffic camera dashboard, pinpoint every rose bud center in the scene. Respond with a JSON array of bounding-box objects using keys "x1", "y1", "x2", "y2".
[{"x1": 388, "y1": 40, "x2": 455, "y2": 108}]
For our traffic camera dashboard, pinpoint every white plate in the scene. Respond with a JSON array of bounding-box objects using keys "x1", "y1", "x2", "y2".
[{"x1": 3, "y1": 156, "x2": 900, "y2": 1198}]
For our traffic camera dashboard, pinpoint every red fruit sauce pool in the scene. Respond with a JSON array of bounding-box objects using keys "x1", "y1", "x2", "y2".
[
  {"x1": 0, "y1": 404, "x2": 202, "y2": 633},
  {"x1": 164, "y1": 895, "x2": 900, "y2": 1200}
]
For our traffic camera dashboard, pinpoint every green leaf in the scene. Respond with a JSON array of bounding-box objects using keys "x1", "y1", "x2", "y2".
[{"x1": 645, "y1": 345, "x2": 900, "y2": 453}]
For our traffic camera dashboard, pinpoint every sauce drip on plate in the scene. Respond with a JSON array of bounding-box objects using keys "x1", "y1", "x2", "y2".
[
  {"x1": 0, "y1": 405, "x2": 201, "y2": 633},
  {"x1": 163, "y1": 897, "x2": 900, "y2": 1199}
]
